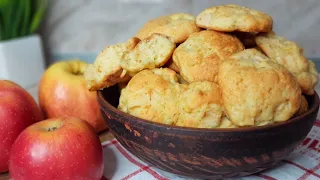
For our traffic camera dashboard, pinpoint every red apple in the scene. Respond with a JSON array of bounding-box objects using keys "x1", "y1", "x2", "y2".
[
  {"x1": 0, "y1": 80, "x2": 43, "y2": 173},
  {"x1": 9, "y1": 117, "x2": 104, "y2": 180},
  {"x1": 38, "y1": 60, "x2": 107, "y2": 133}
]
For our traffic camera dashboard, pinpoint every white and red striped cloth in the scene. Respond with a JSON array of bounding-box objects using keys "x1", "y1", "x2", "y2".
[{"x1": 100, "y1": 120, "x2": 320, "y2": 180}]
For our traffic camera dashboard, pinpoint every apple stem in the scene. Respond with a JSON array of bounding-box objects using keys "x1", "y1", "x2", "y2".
[{"x1": 47, "y1": 127, "x2": 58, "y2": 131}]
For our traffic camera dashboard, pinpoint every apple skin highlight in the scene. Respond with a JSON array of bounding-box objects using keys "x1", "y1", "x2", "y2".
[
  {"x1": 9, "y1": 117, "x2": 104, "y2": 180},
  {"x1": 0, "y1": 80, "x2": 43, "y2": 173}
]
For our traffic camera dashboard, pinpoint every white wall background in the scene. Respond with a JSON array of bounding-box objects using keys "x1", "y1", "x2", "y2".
[{"x1": 41, "y1": 0, "x2": 320, "y2": 59}]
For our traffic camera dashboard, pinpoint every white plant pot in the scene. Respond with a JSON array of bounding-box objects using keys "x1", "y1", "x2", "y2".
[{"x1": 0, "y1": 34, "x2": 45, "y2": 88}]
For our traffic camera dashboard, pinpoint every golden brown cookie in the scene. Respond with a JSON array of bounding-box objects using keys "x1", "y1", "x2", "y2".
[
  {"x1": 255, "y1": 32, "x2": 319, "y2": 95},
  {"x1": 295, "y1": 95, "x2": 309, "y2": 117},
  {"x1": 118, "y1": 68, "x2": 181, "y2": 125},
  {"x1": 196, "y1": 4, "x2": 273, "y2": 32},
  {"x1": 151, "y1": 68, "x2": 179, "y2": 84},
  {"x1": 119, "y1": 68, "x2": 224, "y2": 128},
  {"x1": 120, "y1": 33, "x2": 176, "y2": 75},
  {"x1": 136, "y1": 13, "x2": 201, "y2": 43},
  {"x1": 84, "y1": 37, "x2": 140, "y2": 91},
  {"x1": 173, "y1": 30, "x2": 244, "y2": 83},
  {"x1": 296, "y1": 60, "x2": 319, "y2": 95},
  {"x1": 176, "y1": 81, "x2": 224, "y2": 128},
  {"x1": 218, "y1": 49, "x2": 301, "y2": 126}
]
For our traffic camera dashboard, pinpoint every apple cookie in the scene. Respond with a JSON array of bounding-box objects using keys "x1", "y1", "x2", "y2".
[
  {"x1": 118, "y1": 68, "x2": 181, "y2": 125},
  {"x1": 119, "y1": 68, "x2": 226, "y2": 128},
  {"x1": 218, "y1": 49, "x2": 301, "y2": 126},
  {"x1": 136, "y1": 13, "x2": 201, "y2": 43},
  {"x1": 173, "y1": 30, "x2": 244, "y2": 83},
  {"x1": 218, "y1": 116, "x2": 238, "y2": 128},
  {"x1": 196, "y1": 4, "x2": 273, "y2": 33},
  {"x1": 120, "y1": 33, "x2": 176, "y2": 76},
  {"x1": 255, "y1": 32, "x2": 318, "y2": 95},
  {"x1": 176, "y1": 81, "x2": 224, "y2": 128},
  {"x1": 295, "y1": 95, "x2": 309, "y2": 117},
  {"x1": 84, "y1": 37, "x2": 140, "y2": 91}
]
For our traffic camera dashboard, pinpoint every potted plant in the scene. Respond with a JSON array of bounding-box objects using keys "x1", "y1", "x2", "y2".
[{"x1": 0, "y1": 0, "x2": 48, "y2": 88}]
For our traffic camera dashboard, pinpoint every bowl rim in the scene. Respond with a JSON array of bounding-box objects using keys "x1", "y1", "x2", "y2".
[{"x1": 97, "y1": 89, "x2": 320, "y2": 133}]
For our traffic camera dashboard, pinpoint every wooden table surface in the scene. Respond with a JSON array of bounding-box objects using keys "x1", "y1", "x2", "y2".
[{"x1": 0, "y1": 130, "x2": 114, "y2": 180}]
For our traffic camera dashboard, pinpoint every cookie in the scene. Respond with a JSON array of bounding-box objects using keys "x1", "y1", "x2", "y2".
[
  {"x1": 120, "y1": 33, "x2": 176, "y2": 75},
  {"x1": 136, "y1": 13, "x2": 201, "y2": 44},
  {"x1": 196, "y1": 4, "x2": 273, "y2": 32},
  {"x1": 295, "y1": 95, "x2": 309, "y2": 117},
  {"x1": 255, "y1": 32, "x2": 319, "y2": 95},
  {"x1": 84, "y1": 37, "x2": 140, "y2": 91},
  {"x1": 173, "y1": 30, "x2": 244, "y2": 83},
  {"x1": 296, "y1": 60, "x2": 319, "y2": 95},
  {"x1": 119, "y1": 68, "x2": 224, "y2": 128},
  {"x1": 118, "y1": 68, "x2": 181, "y2": 125},
  {"x1": 218, "y1": 116, "x2": 238, "y2": 128},
  {"x1": 151, "y1": 68, "x2": 179, "y2": 84},
  {"x1": 218, "y1": 49, "x2": 301, "y2": 126},
  {"x1": 177, "y1": 81, "x2": 224, "y2": 128}
]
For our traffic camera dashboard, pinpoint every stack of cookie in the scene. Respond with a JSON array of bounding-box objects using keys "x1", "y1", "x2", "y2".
[{"x1": 85, "y1": 4, "x2": 318, "y2": 129}]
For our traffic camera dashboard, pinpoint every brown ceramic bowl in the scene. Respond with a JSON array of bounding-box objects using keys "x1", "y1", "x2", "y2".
[{"x1": 97, "y1": 85, "x2": 319, "y2": 179}]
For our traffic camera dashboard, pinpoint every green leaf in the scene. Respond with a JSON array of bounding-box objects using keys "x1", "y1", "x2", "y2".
[
  {"x1": 0, "y1": 0, "x2": 12, "y2": 8},
  {"x1": 29, "y1": 0, "x2": 47, "y2": 33},
  {"x1": 0, "y1": 17, "x2": 2, "y2": 40},
  {"x1": 11, "y1": 0, "x2": 25, "y2": 38},
  {"x1": 0, "y1": 0, "x2": 47, "y2": 41},
  {"x1": 2, "y1": 2, "x2": 13, "y2": 40},
  {"x1": 21, "y1": 0, "x2": 31, "y2": 36},
  {"x1": 0, "y1": 10, "x2": 3, "y2": 40}
]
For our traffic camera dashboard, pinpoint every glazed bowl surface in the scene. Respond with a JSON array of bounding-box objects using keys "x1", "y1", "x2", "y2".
[{"x1": 97, "y1": 85, "x2": 319, "y2": 179}]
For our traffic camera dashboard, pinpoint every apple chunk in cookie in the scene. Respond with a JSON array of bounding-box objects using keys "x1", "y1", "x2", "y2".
[
  {"x1": 255, "y1": 32, "x2": 319, "y2": 95},
  {"x1": 84, "y1": 37, "x2": 140, "y2": 91},
  {"x1": 218, "y1": 49, "x2": 301, "y2": 127},
  {"x1": 120, "y1": 33, "x2": 176, "y2": 76}
]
